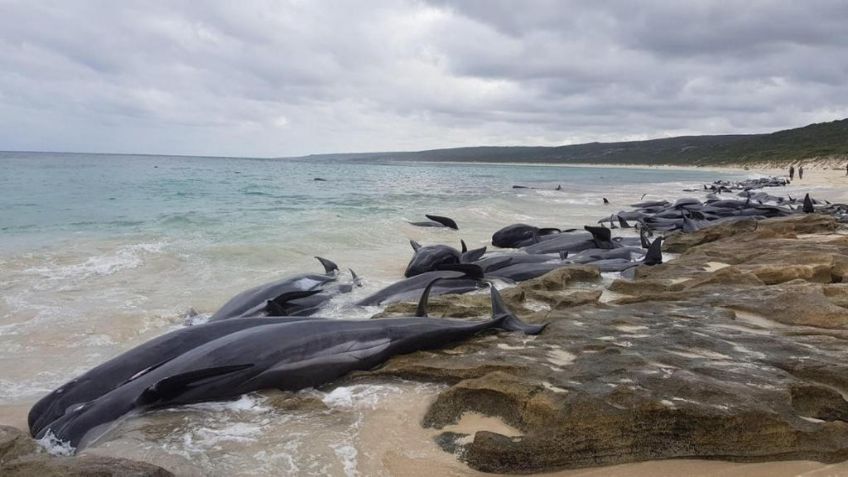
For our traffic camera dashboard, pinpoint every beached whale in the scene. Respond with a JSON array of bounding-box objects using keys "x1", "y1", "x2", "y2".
[
  {"x1": 28, "y1": 316, "x2": 322, "y2": 438},
  {"x1": 35, "y1": 284, "x2": 544, "y2": 451},
  {"x1": 208, "y1": 256, "x2": 341, "y2": 321},
  {"x1": 492, "y1": 224, "x2": 561, "y2": 248},
  {"x1": 486, "y1": 260, "x2": 569, "y2": 281},
  {"x1": 404, "y1": 240, "x2": 486, "y2": 277},
  {"x1": 408, "y1": 214, "x2": 459, "y2": 230},
  {"x1": 522, "y1": 226, "x2": 615, "y2": 255},
  {"x1": 358, "y1": 266, "x2": 485, "y2": 306}
]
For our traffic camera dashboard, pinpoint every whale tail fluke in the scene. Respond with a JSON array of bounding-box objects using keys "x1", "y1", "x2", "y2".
[
  {"x1": 314, "y1": 256, "x2": 339, "y2": 275},
  {"x1": 489, "y1": 286, "x2": 546, "y2": 335},
  {"x1": 644, "y1": 237, "x2": 663, "y2": 266}
]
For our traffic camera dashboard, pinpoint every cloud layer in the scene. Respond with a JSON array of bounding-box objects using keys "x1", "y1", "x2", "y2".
[{"x1": 1, "y1": 0, "x2": 846, "y2": 156}]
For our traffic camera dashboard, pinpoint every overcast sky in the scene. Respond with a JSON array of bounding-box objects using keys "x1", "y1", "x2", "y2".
[{"x1": 1, "y1": 1, "x2": 846, "y2": 157}]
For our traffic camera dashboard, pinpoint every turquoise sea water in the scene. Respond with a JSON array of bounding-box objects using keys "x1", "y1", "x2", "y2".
[
  {"x1": 0, "y1": 151, "x2": 745, "y2": 474},
  {"x1": 1, "y1": 151, "x2": 735, "y2": 250}
]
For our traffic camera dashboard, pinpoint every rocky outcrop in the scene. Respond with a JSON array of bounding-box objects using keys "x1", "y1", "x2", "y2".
[
  {"x1": 0, "y1": 425, "x2": 172, "y2": 477},
  {"x1": 2, "y1": 454, "x2": 173, "y2": 477},
  {"x1": 662, "y1": 214, "x2": 839, "y2": 253},
  {"x1": 0, "y1": 426, "x2": 38, "y2": 466},
  {"x1": 359, "y1": 214, "x2": 848, "y2": 473}
]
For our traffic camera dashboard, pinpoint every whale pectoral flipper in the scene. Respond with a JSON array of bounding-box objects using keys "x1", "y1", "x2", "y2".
[
  {"x1": 314, "y1": 256, "x2": 339, "y2": 275},
  {"x1": 265, "y1": 289, "x2": 324, "y2": 315},
  {"x1": 137, "y1": 364, "x2": 254, "y2": 406},
  {"x1": 121, "y1": 358, "x2": 173, "y2": 385}
]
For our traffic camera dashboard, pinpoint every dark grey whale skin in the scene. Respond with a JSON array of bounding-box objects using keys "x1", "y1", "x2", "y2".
[
  {"x1": 37, "y1": 289, "x2": 543, "y2": 451},
  {"x1": 209, "y1": 257, "x2": 339, "y2": 321},
  {"x1": 404, "y1": 244, "x2": 461, "y2": 278},
  {"x1": 357, "y1": 270, "x2": 483, "y2": 306},
  {"x1": 27, "y1": 316, "x2": 318, "y2": 438}
]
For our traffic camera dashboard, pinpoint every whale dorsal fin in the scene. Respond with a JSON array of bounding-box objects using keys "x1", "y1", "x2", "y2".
[
  {"x1": 410, "y1": 240, "x2": 421, "y2": 252},
  {"x1": 460, "y1": 240, "x2": 467, "y2": 253},
  {"x1": 265, "y1": 289, "x2": 323, "y2": 316},
  {"x1": 137, "y1": 364, "x2": 254, "y2": 405},
  {"x1": 349, "y1": 268, "x2": 362, "y2": 287},
  {"x1": 314, "y1": 256, "x2": 338, "y2": 274},
  {"x1": 461, "y1": 246, "x2": 487, "y2": 263},
  {"x1": 416, "y1": 278, "x2": 443, "y2": 317},
  {"x1": 425, "y1": 214, "x2": 458, "y2": 230}
]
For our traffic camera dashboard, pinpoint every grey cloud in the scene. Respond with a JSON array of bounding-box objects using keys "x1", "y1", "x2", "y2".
[{"x1": 0, "y1": 0, "x2": 846, "y2": 156}]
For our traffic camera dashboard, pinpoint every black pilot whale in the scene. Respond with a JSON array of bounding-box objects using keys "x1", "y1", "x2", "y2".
[
  {"x1": 28, "y1": 316, "x2": 320, "y2": 438},
  {"x1": 209, "y1": 256, "x2": 348, "y2": 321},
  {"x1": 35, "y1": 283, "x2": 544, "y2": 451}
]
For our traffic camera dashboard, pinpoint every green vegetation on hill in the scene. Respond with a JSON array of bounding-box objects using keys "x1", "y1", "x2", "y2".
[{"x1": 298, "y1": 118, "x2": 848, "y2": 166}]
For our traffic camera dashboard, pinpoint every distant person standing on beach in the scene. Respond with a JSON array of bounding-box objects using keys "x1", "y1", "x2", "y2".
[
  {"x1": 799, "y1": 165, "x2": 804, "y2": 179},
  {"x1": 845, "y1": 163, "x2": 847, "y2": 175},
  {"x1": 789, "y1": 165, "x2": 795, "y2": 180}
]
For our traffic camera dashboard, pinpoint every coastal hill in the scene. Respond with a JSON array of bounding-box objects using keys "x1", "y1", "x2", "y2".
[{"x1": 297, "y1": 118, "x2": 848, "y2": 166}]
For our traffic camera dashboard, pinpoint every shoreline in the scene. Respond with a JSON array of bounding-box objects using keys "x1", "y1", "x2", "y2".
[
  {"x1": 411, "y1": 158, "x2": 848, "y2": 201},
  {"x1": 4, "y1": 164, "x2": 848, "y2": 475}
]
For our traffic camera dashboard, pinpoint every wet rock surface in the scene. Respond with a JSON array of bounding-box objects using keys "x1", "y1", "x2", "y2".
[
  {"x1": 2, "y1": 453, "x2": 174, "y2": 477},
  {"x1": 360, "y1": 214, "x2": 848, "y2": 473},
  {"x1": 0, "y1": 426, "x2": 38, "y2": 466},
  {"x1": 0, "y1": 424, "x2": 173, "y2": 476}
]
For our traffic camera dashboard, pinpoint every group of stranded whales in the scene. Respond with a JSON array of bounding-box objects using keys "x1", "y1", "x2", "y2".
[
  {"x1": 31, "y1": 281, "x2": 543, "y2": 450},
  {"x1": 31, "y1": 175, "x2": 844, "y2": 454},
  {"x1": 615, "y1": 186, "x2": 848, "y2": 235}
]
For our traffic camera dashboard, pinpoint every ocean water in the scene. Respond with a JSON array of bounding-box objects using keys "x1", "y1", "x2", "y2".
[{"x1": 0, "y1": 151, "x2": 741, "y2": 475}]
